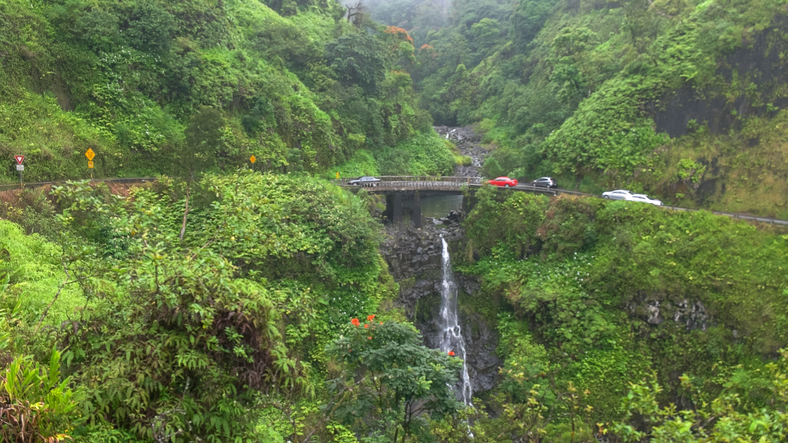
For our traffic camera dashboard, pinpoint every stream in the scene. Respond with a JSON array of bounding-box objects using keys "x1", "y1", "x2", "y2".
[{"x1": 433, "y1": 126, "x2": 486, "y2": 405}]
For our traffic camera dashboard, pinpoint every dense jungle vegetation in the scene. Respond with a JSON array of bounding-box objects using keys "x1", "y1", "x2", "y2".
[
  {"x1": 0, "y1": 175, "x2": 466, "y2": 442},
  {"x1": 456, "y1": 187, "x2": 788, "y2": 441},
  {"x1": 2, "y1": 178, "x2": 788, "y2": 442},
  {"x1": 2, "y1": 0, "x2": 788, "y2": 441},
  {"x1": 0, "y1": 0, "x2": 457, "y2": 182},
  {"x1": 365, "y1": 0, "x2": 788, "y2": 217}
]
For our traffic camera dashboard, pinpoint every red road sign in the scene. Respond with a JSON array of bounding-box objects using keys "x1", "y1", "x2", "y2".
[{"x1": 14, "y1": 155, "x2": 24, "y2": 165}]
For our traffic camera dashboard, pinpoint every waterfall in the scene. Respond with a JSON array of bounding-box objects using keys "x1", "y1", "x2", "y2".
[{"x1": 439, "y1": 235, "x2": 473, "y2": 406}]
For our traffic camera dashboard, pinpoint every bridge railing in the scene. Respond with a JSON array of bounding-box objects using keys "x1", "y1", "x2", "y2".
[{"x1": 333, "y1": 176, "x2": 483, "y2": 186}]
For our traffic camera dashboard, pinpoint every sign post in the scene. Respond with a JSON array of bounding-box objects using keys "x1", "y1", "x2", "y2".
[
  {"x1": 336, "y1": 171, "x2": 340, "y2": 179},
  {"x1": 14, "y1": 156, "x2": 24, "y2": 187},
  {"x1": 250, "y1": 155, "x2": 256, "y2": 172},
  {"x1": 85, "y1": 149, "x2": 95, "y2": 180}
]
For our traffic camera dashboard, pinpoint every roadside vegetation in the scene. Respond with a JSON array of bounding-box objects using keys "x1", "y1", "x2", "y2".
[{"x1": 1, "y1": 174, "x2": 460, "y2": 442}]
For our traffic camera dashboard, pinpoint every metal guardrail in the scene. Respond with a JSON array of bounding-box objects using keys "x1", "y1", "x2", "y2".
[
  {"x1": 0, "y1": 177, "x2": 157, "y2": 192},
  {"x1": 663, "y1": 206, "x2": 788, "y2": 226},
  {"x1": 333, "y1": 176, "x2": 483, "y2": 185}
]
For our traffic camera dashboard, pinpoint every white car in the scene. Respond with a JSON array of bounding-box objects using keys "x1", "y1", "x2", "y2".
[
  {"x1": 602, "y1": 190, "x2": 633, "y2": 200},
  {"x1": 629, "y1": 194, "x2": 663, "y2": 206}
]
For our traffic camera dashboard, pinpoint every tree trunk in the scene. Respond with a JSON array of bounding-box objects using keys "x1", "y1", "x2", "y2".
[{"x1": 179, "y1": 172, "x2": 193, "y2": 241}]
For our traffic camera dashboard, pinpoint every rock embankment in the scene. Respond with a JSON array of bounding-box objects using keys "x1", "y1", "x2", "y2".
[
  {"x1": 380, "y1": 212, "x2": 502, "y2": 395},
  {"x1": 434, "y1": 126, "x2": 488, "y2": 178},
  {"x1": 381, "y1": 212, "x2": 464, "y2": 315}
]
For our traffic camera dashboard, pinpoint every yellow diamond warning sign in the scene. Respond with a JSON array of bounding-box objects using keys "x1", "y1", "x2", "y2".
[
  {"x1": 250, "y1": 155, "x2": 256, "y2": 164},
  {"x1": 85, "y1": 148, "x2": 95, "y2": 161}
]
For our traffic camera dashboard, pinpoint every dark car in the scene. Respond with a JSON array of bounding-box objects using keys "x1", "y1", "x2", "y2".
[
  {"x1": 348, "y1": 176, "x2": 380, "y2": 186},
  {"x1": 532, "y1": 177, "x2": 557, "y2": 188},
  {"x1": 487, "y1": 176, "x2": 518, "y2": 188}
]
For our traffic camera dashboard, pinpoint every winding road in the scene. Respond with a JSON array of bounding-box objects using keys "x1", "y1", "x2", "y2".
[{"x1": 1, "y1": 175, "x2": 786, "y2": 227}]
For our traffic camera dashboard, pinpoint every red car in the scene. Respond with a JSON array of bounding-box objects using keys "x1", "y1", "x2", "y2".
[{"x1": 487, "y1": 176, "x2": 518, "y2": 188}]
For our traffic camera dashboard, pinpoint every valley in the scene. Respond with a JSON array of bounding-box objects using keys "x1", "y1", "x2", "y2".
[{"x1": 1, "y1": 0, "x2": 788, "y2": 441}]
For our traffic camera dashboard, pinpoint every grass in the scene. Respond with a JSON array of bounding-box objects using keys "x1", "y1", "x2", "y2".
[{"x1": 453, "y1": 154, "x2": 472, "y2": 166}]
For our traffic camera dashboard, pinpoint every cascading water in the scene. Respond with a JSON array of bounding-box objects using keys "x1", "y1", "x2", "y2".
[{"x1": 439, "y1": 235, "x2": 473, "y2": 406}]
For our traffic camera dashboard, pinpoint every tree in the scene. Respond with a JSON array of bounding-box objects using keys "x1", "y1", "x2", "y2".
[
  {"x1": 120, "y1": 1, "x2": 175, "y2": 53},
  {"x1": 469, "y1": 18, "x2": 503, "y2": 58},
  {"x1": 325, "y1": 33, "x2": 388, "y2": 97},
  {"x1": 550, "y1": 27, "x2": 595, "y2": 59},
  {"x1": 510, "y1": 0, "x2": 554, "y2": 51},
  {"x1": 345, "y1": 1, "x2": 367, "y2": 27},
  {"x1": 180, "y1": 108, "x2": 227, "y2": 240},
  {"x1": 328, "y1": 318, "x2": 464, "y2": 442}
]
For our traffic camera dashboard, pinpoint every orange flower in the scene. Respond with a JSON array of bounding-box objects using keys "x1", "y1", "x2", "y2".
[
  {"x1": 368, "y1": 336, "x2": 372, "y2": 340},
  {"x1": 367, "y1": 314, "x2": 376, "y2": 321},
  {"x1": 351, "y1": 318, "x2": 360, "y2": 327},
  {"x1": 364, "y1": 324, "x2": 369, "y2": 329},
  {"x1": 448, "y1": 351, "x2": 455, "y2": 356}
]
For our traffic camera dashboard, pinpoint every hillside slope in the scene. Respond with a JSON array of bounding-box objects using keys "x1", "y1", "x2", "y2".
[{"x1": 0, "y1": 0, "x2": 433, "y2": 182}]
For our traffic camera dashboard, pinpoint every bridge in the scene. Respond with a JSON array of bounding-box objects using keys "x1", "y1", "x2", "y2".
[
  {"x1": 335, "y1": 176, "x2": 788, "y2": 228},
  {"x1": 335, "y1": 176, "x2": 565, "y2": 195}
]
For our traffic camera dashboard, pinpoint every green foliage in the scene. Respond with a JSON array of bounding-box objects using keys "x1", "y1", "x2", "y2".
[
  {"x1": 0, "y1": 173, "x2": 398, "y2": 441},
  {"x1": 0, "y1": 188, "x2": 59, "y2": 237},
  {"x1": 182, "y1": 108, "x2": 231, "y2": 174},
  {"x1": 327, "y1": 318, "x2": 464, "y2": 442},
  {"x1": 610, "y1": 352, "x2": 788, "y2": 441},
  {"x1": 326, "y1": 33, "x2": 388, "y2": 97},
  {"x1": 0, "y1": 0, "x2": 429, "y2": 183},
  {"x1": 375, "y1": 131, "x2": 455, "y2": 176},
  {"x1": 463, "y1": 187, "x2": 549, "y2": 257},
  {"x1": 326, "y1": 149, "x2": 380, "y2": 180},
  {"x1": 460, "y1": 190, "x2": 788, "y2": 435},
  {"x1": 0, "y1": 349, "x2": 80, "y2": 442},
  {"x1": 198, "y1": 172, "x2": 382, "y2": 280},
  {"x1": 677, "y1": 158, "x2": 707, "y2": 183},
  {"x1": 454, "y1": 154, "x2": 473, "y2": 166},
  {"x1": 0, "y1": 220, "x2": 84, "y2": 325}
]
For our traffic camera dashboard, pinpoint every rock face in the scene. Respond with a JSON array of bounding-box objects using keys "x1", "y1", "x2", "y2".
[
  {"x1": 434, "y1": 126, "x2": 488, "y2": 178},
  {"x1": 381, "y1": 213, "x2": 464, "y2": 316},
  {"x1": 629, "y1": 292, "x2": 711, "y2": 331},
  {"x1": 413, "y1": 280, "x2": 501, "y2": 393},
  {"x1": 380, "y1": 215, "x2": 502, "y2": 395}
]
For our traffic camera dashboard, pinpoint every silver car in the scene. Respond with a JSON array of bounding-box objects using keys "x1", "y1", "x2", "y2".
[
  {"x1": 348, "y1": 176, "x2": 380, "y2": 186},
  {"x1": 630, "y1": 194, "x2": 663, "y2": 206},
  {"x1": 602, "y1": 190, "x2": 633, "y2": 200}
]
